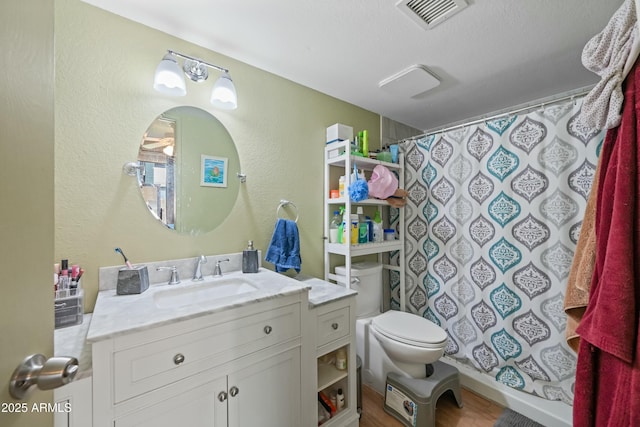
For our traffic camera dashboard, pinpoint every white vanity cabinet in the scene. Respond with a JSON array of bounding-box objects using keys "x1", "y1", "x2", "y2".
[
  {"x1": 312, "y1": 295, "x2": 359, "y2": 427},
  {"x1": 113, "y1": 347, "x2": 300, "y2": 427},
  {"x1": 54, "y1": 377, "x2": 92, "y2": 427},
  {"x1": 91, "y1": 293, "x2": 308, "y2": 427}
]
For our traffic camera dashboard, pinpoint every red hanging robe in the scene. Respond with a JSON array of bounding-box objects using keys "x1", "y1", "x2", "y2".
[{"x1": 574, "y1": 59, "x2": 640, "y2": 426}]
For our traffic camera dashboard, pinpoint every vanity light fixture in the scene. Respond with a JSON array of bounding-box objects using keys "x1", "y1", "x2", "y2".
[{"x1": 153, "y1": 50, "x2": 238, "y2": 110}]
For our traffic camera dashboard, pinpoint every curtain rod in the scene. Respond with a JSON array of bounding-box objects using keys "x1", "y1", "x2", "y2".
[{"x1": 400, "y1": 86, "x2": 594, "y2": 144}]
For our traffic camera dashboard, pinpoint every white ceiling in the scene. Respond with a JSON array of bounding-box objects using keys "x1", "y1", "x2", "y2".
[{"x1": 82, "y1": 0, "x2": 621, "y2": 131}]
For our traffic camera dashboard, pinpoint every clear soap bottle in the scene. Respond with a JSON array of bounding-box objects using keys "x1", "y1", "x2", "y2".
[{"x1": 242, "y1": 240, "x2": 259, "y2": 273}]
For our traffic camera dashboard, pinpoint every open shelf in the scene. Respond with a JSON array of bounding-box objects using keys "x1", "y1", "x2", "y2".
[
  {"x1": 325, "y1": 241, "x2": 403, "y2": 257},
  {"x1": 317, "y1": 363, "x2": 349, "y2": 392},
  {"x1": 326, "y1": 197, "x2": 390, "y2": 206},
  {"x1": 326, "y1": 141, "x2": 402, "y2": 170}
]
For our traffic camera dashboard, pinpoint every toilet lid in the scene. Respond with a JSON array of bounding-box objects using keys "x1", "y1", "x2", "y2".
[{"x1": 372, "y1": 311, "x2": 447, "y2": 348}]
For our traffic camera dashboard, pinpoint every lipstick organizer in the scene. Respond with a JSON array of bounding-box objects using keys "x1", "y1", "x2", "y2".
[{"x1": 54, "y1": 286, "x2": 84, "y2": 329}]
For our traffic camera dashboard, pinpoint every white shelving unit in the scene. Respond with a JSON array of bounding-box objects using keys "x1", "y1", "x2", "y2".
[{"x1": 323, "y1": 139, "x2": 406, "y2": 311}]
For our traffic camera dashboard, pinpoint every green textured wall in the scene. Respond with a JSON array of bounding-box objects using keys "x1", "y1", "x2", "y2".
[
  {"x1": 55, "y1": 0, "x2": 380, "y2": 311},
  {"x1": 1, "y1": 1, "x2": 54, "y2": 425}
]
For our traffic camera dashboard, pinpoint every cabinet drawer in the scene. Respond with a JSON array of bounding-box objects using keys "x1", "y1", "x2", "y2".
[
  {"x1": 113, "y1": 303, "x2": 300, "y2": 403},
  {"x1": 316, "y1": 306, "x2": 350, "y2": 347}
]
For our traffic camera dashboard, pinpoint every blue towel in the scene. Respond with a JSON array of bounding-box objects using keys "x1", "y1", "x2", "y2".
[{"x1": 265, "y1": 218, "x2": 301, "y2": 273}]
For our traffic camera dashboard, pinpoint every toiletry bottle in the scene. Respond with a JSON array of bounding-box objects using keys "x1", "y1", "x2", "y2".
[
  {"x1": 339, "y1": 175, "x2": 345, "y2": 198},
  {"x1": 341, "y1": 209, "x2": 349, "y2": 244},
  {"x1": 242, "y1": 240, "x2": 259, "y2": 273},
  {"x1": 335, "y1": 348, "x2": 347, "y2": 370},
  {"x1": 390, "y1": 144, "x2": 399, "y2": 163},
  {"x1": 337, "y1": 388, "x2": 345, "y2": 410},
  {"x1": 362, "y1": 129, "x2": 369, "y2": 157},
  {"x1": 340, "y1": 207, "x2": 348, "y2": 244},
  {"x1": 350, "y1": 214, "x2": 359, "y2": 245},
  {"x1": 329, "y1": 210, "x2": 341, "y2": 243},
  {"x1": 356, "y1": 207, "x2": 368, "y2": 243},
  {"x1": 358, "y1": 223, "x2": 368, "y2": 244},
  {"x1": 373, "y1": 210, "x2": 384, "y2": 243}
]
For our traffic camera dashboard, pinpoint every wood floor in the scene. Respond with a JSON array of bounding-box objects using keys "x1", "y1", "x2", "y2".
[{"x1": 359, "y1": 384, "x2": 503, "y2": 427}]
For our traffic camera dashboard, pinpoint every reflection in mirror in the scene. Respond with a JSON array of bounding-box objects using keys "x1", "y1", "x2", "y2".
[{"x1": 137, "y1": 106, "x2": 240, "y2": 235}]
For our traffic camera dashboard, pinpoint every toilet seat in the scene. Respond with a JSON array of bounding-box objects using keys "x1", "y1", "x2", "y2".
[{"x1": 371, "y1": 310, "x2": 447, "y2": 349}]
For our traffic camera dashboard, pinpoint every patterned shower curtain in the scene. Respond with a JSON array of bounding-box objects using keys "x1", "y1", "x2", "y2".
[{"x1": 394, "y1": 98, "x2": 603, "y2": 403}]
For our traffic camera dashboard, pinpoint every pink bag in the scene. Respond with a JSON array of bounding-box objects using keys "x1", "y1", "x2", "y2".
[{"x1": 368, "y1": 165, "x2": 398, "y2": 199}]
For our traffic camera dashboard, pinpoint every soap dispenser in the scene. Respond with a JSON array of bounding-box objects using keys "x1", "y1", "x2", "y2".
[{"x1": 242, "y1": 240, "x2": 259, "y2": 273}]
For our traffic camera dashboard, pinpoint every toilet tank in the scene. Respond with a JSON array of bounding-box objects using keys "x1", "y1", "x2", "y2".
[{"x1": 335, "y1": 262, "x2": 383, "y2": 318}]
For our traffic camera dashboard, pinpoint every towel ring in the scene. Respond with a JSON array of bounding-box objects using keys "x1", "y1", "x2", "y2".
[{"x1": 276, "y1": 199, "x2": 299, "y2": 223}]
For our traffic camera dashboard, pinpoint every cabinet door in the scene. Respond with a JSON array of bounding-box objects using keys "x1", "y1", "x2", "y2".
[
  {"x1": 227, "y1": 347, "x2": 301, "y2": 427},
  {"x1": 54, "y1": 377, "x2": 92, "y2": 427},
  {"x1": 114, "y1": 376, "x2": 227, "y2": 427}
]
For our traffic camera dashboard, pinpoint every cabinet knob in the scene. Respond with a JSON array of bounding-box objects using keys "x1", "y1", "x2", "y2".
[
  {"x1": 173, "y1": 353, "x2": 185, "y2": 365},
  {"x1": 230, "y1": 386, "x2": 239, "y2": 397},
  {"x1": 263, "y1": 325, "x2": 273, "y2": 335},
  {"x1": 332, "y1": 323, "x2": 339, "y2": 330},
  {"x1": 218, "y1": 391, "x2": 227, "y2": 402}
]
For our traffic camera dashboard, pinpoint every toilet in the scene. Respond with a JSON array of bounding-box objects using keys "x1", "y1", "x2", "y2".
[{"x1": 335, "y1": 262, "x2": 449, "y2": 394}]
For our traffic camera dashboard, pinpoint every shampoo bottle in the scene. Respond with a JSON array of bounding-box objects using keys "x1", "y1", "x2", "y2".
[{"x1": 242, "y1": 240, "x2": 259, "y2": 273}]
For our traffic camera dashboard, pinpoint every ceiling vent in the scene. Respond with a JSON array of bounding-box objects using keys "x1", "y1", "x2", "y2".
[
  {"x1": 379, "y1": 65, "x2": 440, "y2": 98},
  {"x1": 396, "y1": 0, "x2": 468, "y2": 30}
]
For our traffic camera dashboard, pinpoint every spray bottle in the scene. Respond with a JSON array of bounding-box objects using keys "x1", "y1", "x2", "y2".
[
  {"x1": 337, "y1": 206, "x2": 346, "y2": 244},
  {"x1": 373, "y1": 210, "x2": 384, "y2": 243}
]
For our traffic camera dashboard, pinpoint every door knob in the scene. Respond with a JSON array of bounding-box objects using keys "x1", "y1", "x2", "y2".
[
  {"x1": 9, "y1": 354, "x2": 79, "y2": 400},
  {"x1": 218, "y1": 391, "x2": 228, "y2": 402},
  {"x1": 229, "y1": 386, "x2": 239, "y2": 397}
]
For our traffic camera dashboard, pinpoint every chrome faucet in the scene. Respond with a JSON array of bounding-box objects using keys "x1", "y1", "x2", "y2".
[
  {"x1": 156, "y1": 266, "x2": 181, "y2": 285},
  {"x1": 213, "y1": 258, "x2": 230, "y2": 277},
  {"x1": 193, "y1": 255, "x2": 207, "y2": 281}
]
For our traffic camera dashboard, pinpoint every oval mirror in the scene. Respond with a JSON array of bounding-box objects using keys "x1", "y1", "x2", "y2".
[{"x1": 136, "y1": 106, "x2": 240, "y2": 235}]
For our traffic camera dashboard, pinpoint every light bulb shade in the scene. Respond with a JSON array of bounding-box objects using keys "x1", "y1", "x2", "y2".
[
  {"x1": 154, "y1": 54, "x2": 186, "y2": 96},
  {"x1": 210, "y1": 72, "x2": 238, "y2": 110}
]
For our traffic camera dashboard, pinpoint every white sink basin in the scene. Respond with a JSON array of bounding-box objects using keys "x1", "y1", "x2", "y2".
[{"x1": 153, "y1": 276, "x2": 259, "y2": 309}]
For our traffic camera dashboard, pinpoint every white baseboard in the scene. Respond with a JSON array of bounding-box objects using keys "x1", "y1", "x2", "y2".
[{"x1": 441, "y1": 357, "x2": 572, "y2": 427}]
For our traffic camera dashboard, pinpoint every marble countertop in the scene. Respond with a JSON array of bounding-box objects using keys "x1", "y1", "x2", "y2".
[
  {"x1": 294, "y1": 274, "x2": 358, "y2": 307},
  {"x1": 57, "y1": 267, "x2": 357, "y2": 380},
  {"x1": 54, "y1": 313, "x2": 93, "y2": 380},
  {"x1": 87, "y1": 268, "x2": 311, "y2": 343}
]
